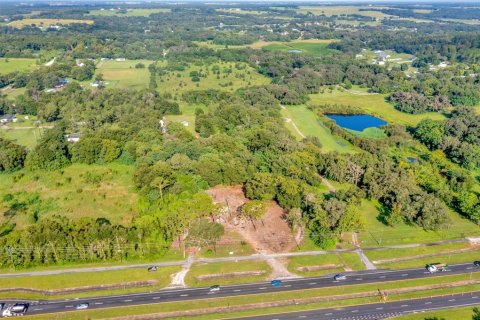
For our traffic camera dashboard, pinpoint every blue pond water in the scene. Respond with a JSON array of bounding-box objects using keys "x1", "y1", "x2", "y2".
[{"x1": 326, "y1": 114, "x2": 387, "y2": 132}]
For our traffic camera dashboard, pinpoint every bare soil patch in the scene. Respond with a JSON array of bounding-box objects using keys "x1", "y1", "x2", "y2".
[{"x1": 207, "y1": 185, "x2": 298, "y2": 254}]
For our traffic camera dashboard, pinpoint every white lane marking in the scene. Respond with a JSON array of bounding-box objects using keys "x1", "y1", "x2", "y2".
[
  {"x1": 33, "y1": 308, "x2": 43, "y2": 311},
  {"x1": 259, "y1": 287, "x2": 267, "y2": 290},
  {"x1": 376, "y1": 307, "x2": 383, "y2": 310},
  {"x1": 94, "y1": 302, "x2": 103, "y2": 305},
  {"x1": 65, "y1": 305, "x2": 73, "y2": 308},
  {"x1": 325, "y1": 313, "x2": 333, "y2": 316},
  {"x1": 401, "y1": 304, "x2": 408, "y2": 307},
  {"x1": 180, "y1": 294, "x2": 188, "y2": 297},
  {"x1": 284, "y1": 285, "x2": 292, "y2": 287},
  {"x1": 448, "y1": 299, "x2": 455, "y2": 302},
  {"x1": 473, "y1": 296, "x2": 479, "y2": 299},
  {"x1": 308, "y1": 282, "x2": 317, "y2": 285},
  {"x1": 425, "y1": 302, "x2": 432, "y2": 304},
  {"x1": 351, "y1": 310, "x2": 358, "y2": 313},
  {"x1": 234, "y1": 289, "x2": 242, "y2": 292},
  {"x1": 401, "y1": 273, "x2": 408, "y2": 276},
  {"x1": 152, "y1": 297, "x2": 161, "y2": 300},
  {"x1": 355, "y1": 278, "x2": 363, "y2": 281},
  {"x1": 379, "y1": 275, "x2": 386, "y2": 279},
  {"x1": 298, "y1": 316, "x2": 307, "y2": 318},
  {"x1": 124, "y1": 299, "x2": 132, "y2": 302},
  {"x1": 467, "y1": 267, "x2": 473, "y2": 270}
]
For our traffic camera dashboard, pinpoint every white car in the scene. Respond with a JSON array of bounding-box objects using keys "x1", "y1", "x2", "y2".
[
  {"x1": 75, "y1": 303, "x2": 89, "y2": 310},
  {"x1": 209, "y1": 285, "x2": 220, "y2": 292}
]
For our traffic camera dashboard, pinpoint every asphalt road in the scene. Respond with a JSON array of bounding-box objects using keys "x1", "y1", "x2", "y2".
[
  {"x1": 6, "y1": 263, "x2": 480, "y2": 317},
  {"x1": 234, "y1": 291, "x2": 480, "y2": 320}
]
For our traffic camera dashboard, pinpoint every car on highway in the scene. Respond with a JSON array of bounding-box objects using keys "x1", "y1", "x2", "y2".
[
  {"x1": 271, "y1": 280, "x2": 282, "y2": 286},
  {"x1": 474, "y1": 261, "x2": 480, "y2": 267},
  {"x1": 209, "y1": 285, "x2": 220, "y2": 292},
  {"x1": 334, "y1": 274, "x2": 347, "y2": 281},
  {"x1": 148, "y1": 266, "x2": 158, "y2": 272},
  {"x1": 0, "y1": 303, "x2": 4, "y2": 310},
  {"x1": 75, "y1": 303, "x2": 89, "y2": 310}
]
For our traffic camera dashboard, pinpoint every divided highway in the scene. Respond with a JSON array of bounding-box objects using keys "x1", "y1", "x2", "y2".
[
  {"x1": 14, "y1": 262, "x2": 480, "y2": 316},
  {"x1": 234, "y1": 291, "x2": 480, "y2": 320}
]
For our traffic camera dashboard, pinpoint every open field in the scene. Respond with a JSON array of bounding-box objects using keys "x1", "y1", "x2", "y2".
[
  {"x1": 0, "y1": 163, "x2": 137, "y2": 228},
  {"x1": 358, "y1": 200, "x2": 480, "y2": 247},
  {"x1": 0, "y1": 127, "x2": 45, "y2": 150},
  {"x1": 195, "y1": 39, "x2": 335, "y2": 51},
  {"x1": 89, "y1": 8, "x2": 170, "y2": 16},
  {"x1": 261, "y1": 41, "x2": 335, "y2": 56},
  {"x1": 185, "y1": 260, "x2": 272, "y2": 287},
  {"x1": 0, "y1": 58, "x2": 37, "y2": 74},
  {"x1": 280, "y1": 104, "x2": 356, "y2": 153},
  {"x1": 309, "y1": 87, "x2": 446, "y2": 126},
  {"x1": 8, "y1": 18, "x2": 94, "y2": 28},
  {"x1": 286, "y1": 252, "x2": 367, "y2": 277},
  {"x1": 93, "y1": 59, "x2": 153, "y2": 90},
  {"x1": 216, "y1": 8, "x2": 265, "y2": 15},
  {"x1": 297, "y1": 5, "x2": 393, "y2": 19}
]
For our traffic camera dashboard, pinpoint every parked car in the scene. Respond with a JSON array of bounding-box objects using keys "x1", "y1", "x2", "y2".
[
  {"x1": 148, "y1": 266, "x2": 158, "y2": 272},
  {"x1": 75, "y1": 303, "x2": 89, "y2": 310},
  {"x1": 334, "y1": 274, "x2": 347, "y2": 281},
  {"x1": 474, "y1": 261, "x2": 480, "y2": 267},
  {"x1": 271, "y1": 280, "x2": 282, "y2": 286},
  {"x1": 209, "y1": 285, "x2": 220, "y2": 292}
]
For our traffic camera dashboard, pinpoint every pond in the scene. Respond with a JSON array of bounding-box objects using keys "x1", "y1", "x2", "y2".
[{"x1": 326, "y1": 114, "x2": 387, "y2": 132}]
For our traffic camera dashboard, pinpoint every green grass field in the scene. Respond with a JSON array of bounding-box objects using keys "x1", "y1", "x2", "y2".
[
  {"x1": 185, "y1": 260, "x2": 272, "y2": 287},
  {"x1": 93, "y1": 59, "x2": 153, "y2": 90},
  {"x1": 280, "y1": 104, "x2": 356, "y2": 153},
  {"x1": 8, "y1": 18, "x2": 94, "y2": 28},
  {"x1": 88, "y1": 8, "x2": 170, "y2": 16},
  {"x1": 392, "y1": 306, "x2": 477, "y2": 319},
  {"x1": 309, "y1": 87, "x2": 446, "y2": 126},
  {"x1": 0, "y1": 128, "x2": 45, "y2": 150},
  {"x1": 358, "y1": 200, "x2": 480, "y2": 247},
  {"x1": 0, "y1": 58, "x2": 37, "y2": 74},
  {"x1": 0, "y1": 163, "x2": 137, "y2": 228},
  {"x1": 262, "y1": 41, "x2": 335, "y2": 56},
  {"x1": 297, "y1": 5, "x2": 393, "y2": 20}
]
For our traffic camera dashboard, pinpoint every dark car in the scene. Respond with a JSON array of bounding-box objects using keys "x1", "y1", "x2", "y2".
[
  {"x1": 0, "y1": 303, "x2": 4, "y2": 310},
  {"x1": 271, "y1": 280, "x2": 282, "y2": 286},
  {"x1": 148, "y1": 266, "x2": 158, "y2": 272},
  {"x1": 474, "y1": 261, "x2": 480, "y2": 267}
]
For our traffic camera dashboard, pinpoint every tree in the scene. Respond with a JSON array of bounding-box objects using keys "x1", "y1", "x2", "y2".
[
  {"x1": 473, "y1": 307, "x2": 480, "y2": 320},
  {"x1": 25, "y1": 126, "x2": 70, "y2": 170},
  {"x1": 414, "y1": 119, "x2": 446, "y2": 149},
  {"x1": 244, "y1": 172, "x2": 278, "y2": 200},
  {"x1": 0, "y1": 138, "x2": 27, "y2": 172},
  {"x1": 241, "y1": 200, "x2": 267, "y2": 229},
  {"x1": 187, "y1": 219, "x2": 224, "y2": 253}
]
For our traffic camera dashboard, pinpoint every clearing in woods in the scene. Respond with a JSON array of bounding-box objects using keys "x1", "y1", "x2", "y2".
[{"x1": 8, "y1": 19, "x2": 94, "y2": 28}]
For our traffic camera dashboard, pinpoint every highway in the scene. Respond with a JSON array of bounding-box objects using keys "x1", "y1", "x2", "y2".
[
  {"x1": 234, "y1": 291, "x2": 480, "y2": 320},
  {"x1": 6, "y1": 263, "x2": 480, "y2": 317}
]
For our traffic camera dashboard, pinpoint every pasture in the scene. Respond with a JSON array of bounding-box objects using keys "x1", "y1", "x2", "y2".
[
  {"x1": 8, "y1": 18, "x2": 94, "y2": 28},
  {"x1": 262, "y1": 40, "x2": 335, "y2": 56},
  {"x1": 0, "y1": 163, "x2": 137, "y2": 229},
  {"x1": 93, "y1": 59, "x2": 153, "y2": 90},
  {"x1": 280, "y1": 104, "x2": 356, "y2": 153},
  {"x1": 0, "y1": 127, "x2": 45, "y2": 150},
  {"x1": 0, "y1": 58, "x2": 37, "y2": 74},
  {"x1": 297, "y1": 5, "x2": 393, "y2": 20},
  {"x1": 88, "y1": 8, "x2": 170, "y2": 17},
  {"x1": 308, "y1": 87, "x2": 445, "y2": 126}
]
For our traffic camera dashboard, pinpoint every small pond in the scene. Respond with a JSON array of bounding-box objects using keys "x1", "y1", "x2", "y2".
[{"x1": 326, "y1": 114, "x2": 387, "y2": 132}]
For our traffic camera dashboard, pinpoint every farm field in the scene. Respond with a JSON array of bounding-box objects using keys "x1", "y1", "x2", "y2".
[
  {"x1": 296, "y1": 5, "x2": 393, "y2": 19},
  {"x1": 8, "y1": 18, "x2": 94, "y2": 28},
  {"x1": 261, "y1": 41, "x2": 336, "y2": 56},
  {"x1": 185, "y1": 260, "x2": 272, "y2": 287},
  {"x1": 280, "y1": 104, "x2": 356, "y2": 153},
  {"x1": 93, "y1": 59, "x2": 153, "y2": 90},
  {"x1": 88, "y1": 8, "x2": 170, "y2": 16},
  {"x1": 0, "y1": 163, "x2": 137, "y2": 228},
  {"x1": 308, "y1": 87, "x2": 446, "y2": 126},
  {"x1": 0, "y1": 58, "x2": 37, "y2": 74},
  {"x1": 195, "y1": 39, "x2": 335, "y2": 51},
  {"x1": 357, "y1": 200, "x2": 480, "y2": 247}
]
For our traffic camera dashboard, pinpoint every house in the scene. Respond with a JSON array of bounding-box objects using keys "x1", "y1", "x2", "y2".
[
  {"x1": 180, "y1": 121, "x2": 189, "y2": 127},
  {"x1": 91, "y1": 80, "x2": 102, "y2": 87},
  {"x1": 0, "y1": 114, "x2": 17, "y2": 123},
  {"x1": 65, "y1": 133, "x2": 80, "y2": 143}
]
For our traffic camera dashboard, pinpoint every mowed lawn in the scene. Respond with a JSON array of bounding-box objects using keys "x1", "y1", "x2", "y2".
[
  {"x1": 357, "y1": 200, "x2": 480, "y2": 247},
  {"x1": 280, "y1": 104, "x2": 356, "y2": 153},
  {"x1": 393, "y1": 307, "x2": 477, "y2": 320},
  {"x1": 94, "y1": 59, "x2": 153, "y2": 90},
  {"x1": 0, "y1": 58, "x2": 37, "y2": 74},
  {"x1": 88, "y1": 8, "x2": 170, "y2": 16},
  {"x1": 8, "y1": 18, "x2": 94, "y2": 28},
  {"x1": 0, "y1": 163, "x2": 137, "y2": 228},
  {"x1": 308, "y1": 88, "x2": 446, "y2": 126},
  {"x1": 185, "y1": 260, "x2": 272, "y2": 287}
]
